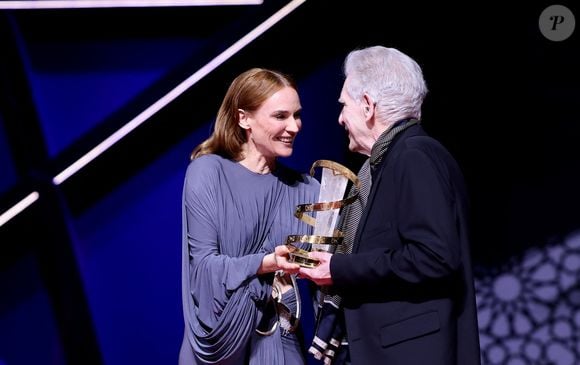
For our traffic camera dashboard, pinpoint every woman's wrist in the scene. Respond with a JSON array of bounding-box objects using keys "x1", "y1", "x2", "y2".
[{"x1": 257, "y1": 253, "x2": 277, "y2": 274}]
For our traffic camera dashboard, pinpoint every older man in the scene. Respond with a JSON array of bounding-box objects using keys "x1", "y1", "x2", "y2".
[{"x1": 299, "y1": 46, "x2": 481, "y2": 365}]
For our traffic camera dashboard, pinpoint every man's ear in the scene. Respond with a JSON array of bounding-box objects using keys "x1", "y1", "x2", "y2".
[
  {"x1": 362, "y1": 93, "x2": 375, "y2": 118},
  {"x1": 238, "y1": 109, "x2": 250, "y2": 129}
]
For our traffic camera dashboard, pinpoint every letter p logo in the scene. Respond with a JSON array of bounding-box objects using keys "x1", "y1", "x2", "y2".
[
  {"x1": 550, "y1": 15, "x2": 565, "y2": 30},
  {"x1": 539, "y1": 5, "x2": 575, "y2": 41}
]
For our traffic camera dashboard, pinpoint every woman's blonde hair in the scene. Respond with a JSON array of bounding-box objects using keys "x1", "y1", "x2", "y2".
[{"x1": 190, "y1": 68, "x2": 297, "y2": 160}]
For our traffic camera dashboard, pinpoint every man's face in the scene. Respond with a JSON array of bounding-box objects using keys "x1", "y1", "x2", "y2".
[{"x1": 338, "y1": 77, "x2": 373, "y2": 156}]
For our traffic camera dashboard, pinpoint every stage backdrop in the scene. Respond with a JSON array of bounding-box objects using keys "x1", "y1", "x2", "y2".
[{"x1": 1, "y1": 1, "x2": 579, "y2": 364}]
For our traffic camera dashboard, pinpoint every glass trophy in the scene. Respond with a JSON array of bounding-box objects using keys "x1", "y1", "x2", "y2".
[{"x1": 286, "y1": 160, "x2": 359, "y2": 268}]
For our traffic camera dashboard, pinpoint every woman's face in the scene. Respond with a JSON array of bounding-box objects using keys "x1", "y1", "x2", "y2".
[{"x1": 242, "y1": 86, "x2": 302, "y2": 159}]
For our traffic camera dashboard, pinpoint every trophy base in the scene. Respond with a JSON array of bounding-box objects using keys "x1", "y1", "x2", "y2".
[
  {"x1": 286, "y1": 243, "x2": 320, "y2": 268},
  {"x1": 288, "y1": 252, "x2": 320, "y2": 268}
]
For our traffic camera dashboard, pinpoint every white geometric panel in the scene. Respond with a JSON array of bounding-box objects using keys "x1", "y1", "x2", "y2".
[{"x1": 475, "y1": 230, "x2": 580, "y2": 364}]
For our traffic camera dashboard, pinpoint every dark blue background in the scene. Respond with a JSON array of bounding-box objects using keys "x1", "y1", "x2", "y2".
[{"x1": 1, "y1": 1, "x2": 579, "y2": 364}]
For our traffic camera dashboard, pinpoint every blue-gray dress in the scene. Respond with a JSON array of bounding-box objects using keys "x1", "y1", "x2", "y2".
[{"x1": 179, "y1": 154, "x2": 320, "y2": 364}]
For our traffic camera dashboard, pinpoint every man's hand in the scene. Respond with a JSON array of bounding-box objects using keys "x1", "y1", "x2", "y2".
[{"x1": 298, "y1": 251, "x2": 333, "y2": 286}]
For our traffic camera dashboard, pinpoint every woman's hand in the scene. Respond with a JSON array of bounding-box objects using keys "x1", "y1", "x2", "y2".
[
  {"x1": 257, "y1": 245, "x2": 300, "y2": 275},
  {"x1": 274, "y1": 245, "x2": 301, "y2": 274}
]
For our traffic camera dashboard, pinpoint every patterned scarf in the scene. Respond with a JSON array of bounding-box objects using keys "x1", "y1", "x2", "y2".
[{"x1": 308, "y1": 118, "x2": 419, "y2": 364}]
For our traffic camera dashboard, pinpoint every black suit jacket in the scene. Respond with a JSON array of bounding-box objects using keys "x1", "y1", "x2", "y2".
[{"x1": 331, "y1": 124, "x2": 481, "y2": 364}]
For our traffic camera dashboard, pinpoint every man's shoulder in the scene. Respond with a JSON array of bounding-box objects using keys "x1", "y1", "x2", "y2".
[
  {"x1": 397, "y1": 130, "x2": 463, "y2": 178},
  {"x1": 399, "y1": 126, "x2": 448, "y2": 156}
]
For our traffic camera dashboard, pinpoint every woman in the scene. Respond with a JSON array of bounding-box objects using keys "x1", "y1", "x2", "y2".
[{"x1": 179, "y1": 68, "x2": 319, "y2": 364}]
